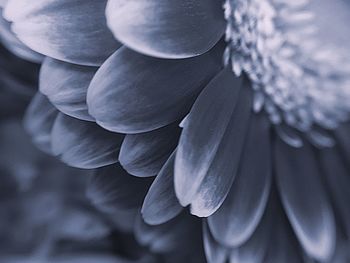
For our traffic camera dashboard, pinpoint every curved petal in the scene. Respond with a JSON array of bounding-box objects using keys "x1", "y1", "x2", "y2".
[
  {"x1": 40, "y1": 57, "x2": 97, "y2": 121},
  {"x1": 4, "y1": 0, "x2": 121, "y2": 66},
  {"x1": 203, "y1": 222, "x2": 228, "y2": 263},
  {"x1": 275, "y1": 137, "x2": 336, "y2": 261},
  {"x1": 51, "y1": 113, "x2": 123, "y2": 169},
  {"x1": 262, "y1": 202, "x2": 305, "y2": 263},
  {"x1": 86, "y1": 164, "x2": 153, "y2": 213},
  {"x1": 175, "y1": 69, "x2": 252, "y2": 217},
  {"x1": 88, "y1": 44, "x2": 223, "y2": 133},
  {"x1": 208, "y1": 113, "x2": 272, "y2": 247},
  {"x1": 319, "y1": 147, "x2": 350, "y2": 238},
  {"x1": 105, "y1": 0, "x2": 225, "y2": 59},
  {"x1": 23, "y1": 93, "x2": 58, "y2": 154},
  {"x1": 142, "y1": 151, "x2": 183, "y2": 225},
  {"x1": 119, "y1": 122, "x2": 181, "y2": 177},
  {"x1": 229, "y1": 200, "x2": 273, "y2": 263},
  {"x1": 0, "y1": 10, "x2": 43, "y2": 63}
]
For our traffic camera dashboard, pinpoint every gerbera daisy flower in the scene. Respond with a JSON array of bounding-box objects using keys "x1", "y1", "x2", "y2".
[{"x1": 3, "y1": 0, "x2": 350, "y2": 262}]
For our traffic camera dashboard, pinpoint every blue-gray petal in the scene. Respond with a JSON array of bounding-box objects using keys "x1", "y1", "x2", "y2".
[
  {"x1": 88, "y1": 44, "x2": 223, "y2": 133},
  {"x1": 142, "y1": 151, "x2": 183, "y2": 225},
  {"x1": 40, "y1": 57, "x2": 97, "y2": 122},
  {"x1": 4, "y1": 0, "x2": 121, "y2": 66},
  {"x1": 105, "y1": 0, "x2": 225, "y2": 59},
  {"x1": 208, "y1": 113, "x2": 271, "y2": 247},
  {"x1": 119, "y1": 122, "x2": 181, "y2": 177},
  {"x1": 175, "y1": 69, "x2": 252, "y2": 217},
  {"x1": 275, "y1": 137, "x2": 336, "y2": 261},
  {"x1": 51, "y1": 113, "x2": 123, "y2": 169},
  {"x1": 23, "y1": 92, "x2": 58, "y2": 154}
]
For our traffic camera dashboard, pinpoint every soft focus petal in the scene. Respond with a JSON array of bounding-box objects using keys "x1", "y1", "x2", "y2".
[
  {"x1": 335, "y1": 122, "x2": 350, "y2": 165},
  {"x1": 275, "y1": 138, "x2": 336, "y2": 261},
  {"x1": 119, "y1": 123, "x2": 181, "y2": 177},
  {"x1": 319, "y1": 147, "x2": 350, "y2": 238},
  {"x1": 51, "y1": 113, "x2": 123, "y2": 169},
  {"x1": 135, "y1": 212, "x2": 203, "y2": 259},
  {"x1": 229, "y1": 201, "x2": 273, "y2": 263},
  {"x1": 142, "y1": 152, "x2": 183, "y2": 225},
  {"x1": 175, "y1": 69, "x2": 252, "y2": 217},
  {"x1": 208, "y1": 113, "x2": 271, "y2": 247},
  {"x1": 4, "y1": 0, "x2": 121, "y2": 66},
  {"x1": 263, "y1": 204, "x2": 305, "y2": 263},
  {"x1": 105, "y1": 0, "x2": 225, "y2": 59},
  {"x1": 203, "y1": 222, "x2": 228, "y2": 263},
  {"x1": 88, "y1": 44, "x2": 223, "y2": 133},
  {"x1": 87, "y1": 164, "x2": 153, "y2": 213},
  {"x1": 40, "y1": 57, "x2": 97, "y2": 121},
  {"x1": 23, "y1": 93, "x2": 58, "y2": 154}
]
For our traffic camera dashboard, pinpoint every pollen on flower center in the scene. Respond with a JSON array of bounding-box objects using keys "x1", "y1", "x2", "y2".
[{"x1": 223, "y1": 0, "x2": 350, "y2": 147}]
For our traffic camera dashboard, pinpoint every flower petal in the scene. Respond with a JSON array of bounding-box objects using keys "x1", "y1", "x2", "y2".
[
  {"x1": 87, "y1": 164, "x2": 153, "y2": 213},
  {"x1": 40, "y1": 57, "x2": 97, "y2": 121},
  {"x1": 275, "y1": 137, "x2": 336, "y2": 261},
  {"x1": 23, "y1": 93, "x2": 58, "y2": 154},
  {"x1": 229, "y1": 201, "x2": 272, "y2": 263},
  {"x1": 4, "y1": 0, "x2": 121, "y2": 66},
  {"x1": 208, "y1": 113, "x2": 271, "y2": 247},
  {"x1": 319, "y1": 147, "x2": 350, "y2": 238},
  {"x1": 0, "y1": 9, "x2": 43, "y2": 63},
  {"x1": 203, "y1": 222, "x2": 228, "y2": 263},
  {"x1": 51, "y1": 113, "x2": 123, "y2": 169},
  {"x1": 142, "y1": 151, "x2": 183, "y2": 225},
  {"x1": 135, "y1": 212, "x2": 203, "y2": 256},
  {"x1": 335, "y1": 122, "x2": 350, "y2": 165},
  {"x1": 263, "y1": 203, "x2": 305, "y2": 263},
  {"x1": 105, "y1": 0, "x2": 225, "y2": 59},
  {"x1": 119, "y1": 122, "x2": 181, "y2": 177},
  {"x1": 87, "y1": 45, "x2": 223, "y2": 133},
  {"x1": 175, "y1": 69, "x2": 252, "y2": 217}
]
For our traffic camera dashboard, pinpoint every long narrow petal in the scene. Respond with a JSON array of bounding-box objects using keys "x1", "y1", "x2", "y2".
[
  {"x1": 142, "y1": 152, "x2": 183, "y2": 225},
  {"x1": 175, "y1": 69, "x2": 252, "y2": 217},
  {"x1": 4, "y1": 0, "x2": 121, "y2": 66},
  {"x1": 229, "y1": 200, "x2": 273, "y2": 263},
  {"x1": 275, "y1": 138, "x2": 336, "y2": 261},
  {"x1": 319, "y1": 147, "x2": 350, "y2": 237},
  {"x1": 203, "y1": 222, "x2": 228, "y2": 263},
  {"x1": 119, "y1": 123, "x2": 181, "y2": 177},
  {"x1": 208, "y1": 113, "x2": 271, "y2": 247},
  {"x1": 51, "y1": 113, "x2": 123, "y2": 169},
  {"x1": 105, "y1": 0, "x2": 225, "y2": 59},
  {"x1": 88, "y1": 44, "x2": 223, "y2": 133},
  {"x1": 40, "y1": 58, "x2": 97, "y2": 121}
]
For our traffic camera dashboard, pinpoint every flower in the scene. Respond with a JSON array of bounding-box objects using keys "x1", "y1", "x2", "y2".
[{"x1": 3, "y1": 0, "x2": 350, "y2": 262}]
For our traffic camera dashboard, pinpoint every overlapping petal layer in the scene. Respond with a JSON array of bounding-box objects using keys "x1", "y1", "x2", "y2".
[
  {"x1": 4, "y1": 0, "x2": 121, "y2": 65},
  {"x1": 51, "y1": 113, "x2": 123, "y2": 169},
  {"x1": 40, "y1": 58, "x2": 97, "y2": 121},
  {"x1": 106, "y1": 0, "x2": 225, "y2": 59},
  {"x1": 119, "y1": 123, "x2": 181, "y2": 177},
  {"x1": 175, "y1": 69, "x2": 252, "y2": 217},
  {"x1": 208, "y1": 114, "x2": 271, "y2": 247},
  {"x1": 275, "y1": 138, "x2": 336, "y2": 261},
  {"x1": 88, "y1": 45, "x2": 223, "y2": 133}
]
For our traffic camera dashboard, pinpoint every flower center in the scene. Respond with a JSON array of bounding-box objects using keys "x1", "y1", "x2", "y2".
[{"x1": 224, "y1": 0, "x2": 350, "y2": 147}]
